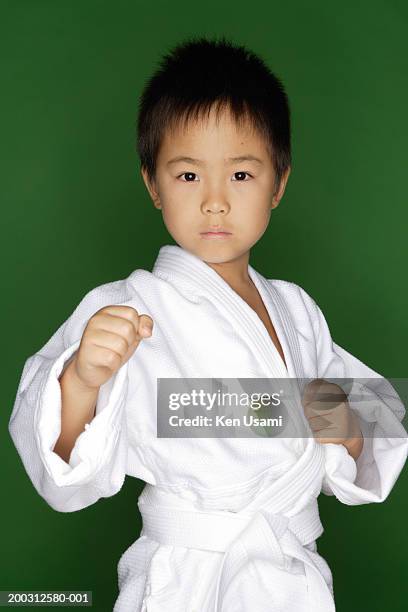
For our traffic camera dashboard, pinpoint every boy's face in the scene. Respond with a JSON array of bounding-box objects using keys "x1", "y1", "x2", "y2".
[{"x1": 141, "y1": 106, "x2": 290, "y2": 265}]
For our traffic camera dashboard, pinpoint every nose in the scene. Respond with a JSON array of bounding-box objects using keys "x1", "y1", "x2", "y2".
[{"x1": 200, "y1": 196, "x2": 230, "y2": 216}]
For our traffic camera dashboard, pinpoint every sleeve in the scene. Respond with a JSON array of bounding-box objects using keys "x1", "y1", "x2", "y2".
[
  {"x1": 8, "y1": 280, "x2": 136, "y2": 513},
  {"x1": 298, "y1": 286, "x2": 408, "y2": 505}
]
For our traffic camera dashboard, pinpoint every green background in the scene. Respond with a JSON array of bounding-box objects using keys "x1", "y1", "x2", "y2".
[{"x1": 2, "y1": 1, "x2": 407, "y2": 610}]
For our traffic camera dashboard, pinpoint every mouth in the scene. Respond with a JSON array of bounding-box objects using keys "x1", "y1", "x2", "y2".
[{"x1": 200, "y1": 230, "x2": 232, "y2": 240}]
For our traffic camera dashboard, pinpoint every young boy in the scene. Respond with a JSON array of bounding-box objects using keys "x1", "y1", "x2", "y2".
[{"x1": 9, "y1": 36, "x2": 407, "y2": 611}]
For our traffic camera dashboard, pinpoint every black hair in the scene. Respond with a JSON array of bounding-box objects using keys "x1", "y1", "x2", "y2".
[{"x1": 136, "y1": 35, "x2": 291, "y2": 196}]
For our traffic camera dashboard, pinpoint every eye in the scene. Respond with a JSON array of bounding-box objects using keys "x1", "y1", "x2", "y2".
[
  {"x1": 177, "y1": 172, "x2": 199, "y2": 182},
  {"x1": 232, "y1": 171, "x2": 253, "y2": 181}
]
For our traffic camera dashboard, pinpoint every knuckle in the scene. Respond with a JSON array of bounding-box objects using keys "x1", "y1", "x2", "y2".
[
  {"x1": 130, "y1": 310, "x2": 141, "y2": 326},
  {"x1": 121, "y1": 305, "x2": 139, "y2": 320},
  {"x1": 85, "y1": 316, "x2": 96, "y2": 330},
  {"x1": 119, "y1": 319, "x2": 134, "y2": 339},
  {"x1": 95, "y1": 305, "x2": 111, "y2": 317},
  {"x1": 115, "y1": 335, "x2": 129, "y2": 354},
  {"x1": 128, "y1": 305, "x2": 139, "y2": 317}
]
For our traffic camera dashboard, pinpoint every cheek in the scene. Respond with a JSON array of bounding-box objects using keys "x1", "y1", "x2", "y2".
[
  {"x1": 240, "y1": 198, "x2": 271, "y2": 226},
  {"x1": 253, "y1": 212, "x2": 271, "y2": 235},
  {"x1": 161, "y1": 199, "x2": 195, "y2": 229}
]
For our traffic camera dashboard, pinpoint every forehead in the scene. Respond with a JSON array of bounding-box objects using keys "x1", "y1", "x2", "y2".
[{"x1": 158, "y1": 105, "x2": 269, "y2": 159}]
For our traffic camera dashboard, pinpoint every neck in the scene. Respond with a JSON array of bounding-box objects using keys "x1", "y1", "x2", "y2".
[{"x1": 204, "y1": 251, "x2": 252, "y2": 290}]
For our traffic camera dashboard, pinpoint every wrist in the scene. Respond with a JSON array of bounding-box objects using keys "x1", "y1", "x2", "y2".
[
  {"x1": 343, "y1": 429, "x2": 364, "y2": 460},
  {"x1": 61, "y1": 359, "x2": 100, "y2": 396}
]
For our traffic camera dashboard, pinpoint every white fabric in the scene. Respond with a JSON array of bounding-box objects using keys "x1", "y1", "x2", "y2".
[{"x1": 9, "y1": 244, "x2": 408, "y2": 611}]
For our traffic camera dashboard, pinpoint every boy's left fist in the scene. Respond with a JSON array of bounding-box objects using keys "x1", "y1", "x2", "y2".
[{"x1": 301, "y1": 378, "x2": 363, "y2": 460}]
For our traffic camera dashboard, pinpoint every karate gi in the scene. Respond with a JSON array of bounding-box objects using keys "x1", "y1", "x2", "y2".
[{"x1": 9, "y1": 244, "x2": 408, "y2": 611}]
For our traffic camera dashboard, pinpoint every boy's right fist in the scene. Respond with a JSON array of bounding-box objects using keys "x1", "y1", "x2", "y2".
[{"x1": 70, "y1": 305, "x2": 153, "y2": 390}]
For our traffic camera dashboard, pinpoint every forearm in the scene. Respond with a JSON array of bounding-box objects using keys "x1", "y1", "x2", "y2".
[{"x1": 53, "y1": 359, "x2": 100, "y2": 463}]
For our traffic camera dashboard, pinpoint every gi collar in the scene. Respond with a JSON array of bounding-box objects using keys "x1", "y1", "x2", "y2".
[{"x1": 152, "y1": 244, "x2": 305, "y2": 381}]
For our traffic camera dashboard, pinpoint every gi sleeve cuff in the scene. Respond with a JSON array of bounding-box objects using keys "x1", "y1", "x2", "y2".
[
  {"x1": 34, "y1": 339, "x2": 129, "y2": 488},
  {"x1": 321, "y1": 389, "x2": 408, "y2": 505}
]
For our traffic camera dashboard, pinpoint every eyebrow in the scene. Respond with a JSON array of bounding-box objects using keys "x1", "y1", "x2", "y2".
[{"x1": 166, "y1": 155, "x2": 264, "y2": 167}]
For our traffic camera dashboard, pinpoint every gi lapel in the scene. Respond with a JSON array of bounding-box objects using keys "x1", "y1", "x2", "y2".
[
  {"x1": 152, "y1": 245, "x2": 303, "y2": 379},
  {"x1": 248, "y1": 266, "x2": 305, "y2": 380},
  {"x1": 152, "y1": 244, "x2": 309, "y2": 441}
]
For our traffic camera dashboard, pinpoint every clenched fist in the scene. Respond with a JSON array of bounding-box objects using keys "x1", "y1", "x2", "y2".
[
  {"x1": 71, "y1": 305, "x2": 153, "y2": 390},
  {"x1": 301, "y1": 378, "x2": 363, "y2": 460}
]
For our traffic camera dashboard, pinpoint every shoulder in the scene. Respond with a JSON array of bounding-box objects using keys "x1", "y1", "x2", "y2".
[
  {"x1": 63, "y1": 268, "x2": 151, "y2": 345},
  {"x1": 73, "y1": 273, "x2": 142, "y2": 312},
  {"x1": 266, "y1": 278, "x2": 320, "y2": 317},
  {"x1": 264, "y1": 277, "x2": 331, "y2": 346},
  {"x1": 76, "y1": 266, "x2": 157, "y2": 305}
]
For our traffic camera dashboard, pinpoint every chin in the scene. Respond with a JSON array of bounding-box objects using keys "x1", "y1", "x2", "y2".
[{"x1": 199, "y1": 246, "x2": 246, "y2": 265}]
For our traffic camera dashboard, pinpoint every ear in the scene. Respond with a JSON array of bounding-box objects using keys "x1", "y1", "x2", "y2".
[
  {"x1": 271, "y1": 166, "x2": 291, "y2": 210},
  {"x1": 140, "y1": 167, "x2": 162, "y2": 210}
]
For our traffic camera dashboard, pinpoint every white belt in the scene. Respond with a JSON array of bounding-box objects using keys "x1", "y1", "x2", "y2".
[
  {"x1": 139, "y1": 497, "x2": 321, "y2": 553},
  {"x1": 138, "y1": 440, "x2": 335, "y2": 611}
]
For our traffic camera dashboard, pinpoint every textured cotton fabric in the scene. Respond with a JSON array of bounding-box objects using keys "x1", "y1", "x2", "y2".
[{"x1": 9, "y1": 244, "x2": 408, "y2": 611}]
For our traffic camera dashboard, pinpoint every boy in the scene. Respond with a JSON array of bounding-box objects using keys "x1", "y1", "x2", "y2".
[{"x1": 9, "y1": 36, "x2": 407, "y2": 611}]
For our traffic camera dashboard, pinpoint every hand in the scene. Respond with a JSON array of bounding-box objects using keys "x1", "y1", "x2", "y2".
[
  {"x1": 301, "y1": 378, "x2": 363, "y2": 460},
  {"x1": 71, "y1": 305, "x2": 153, "y2": 390}
]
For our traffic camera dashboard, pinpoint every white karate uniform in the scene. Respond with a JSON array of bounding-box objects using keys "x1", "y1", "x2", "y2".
[{"x1": 9, "y1": 244, "x2": 408, "y2": 611}]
